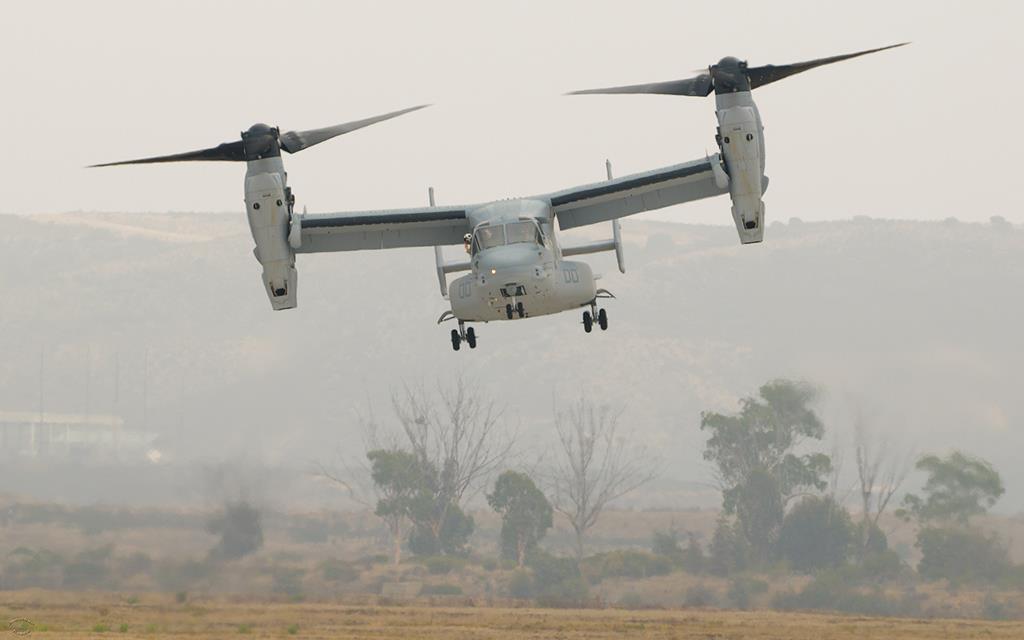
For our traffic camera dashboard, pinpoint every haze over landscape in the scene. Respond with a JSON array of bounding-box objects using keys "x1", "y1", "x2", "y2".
[
  {"x1": 2, "y1": 212, "x2": 1021, "y2": 513},
  {"x1": 2, "y1": 1, "x2": 1024, "y2": 633}
]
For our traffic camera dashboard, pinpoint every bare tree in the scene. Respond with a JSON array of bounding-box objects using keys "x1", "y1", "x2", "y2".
[
  {"x1": 549, "y1": 398, "x2": 658, "y2": 562},
  {"x1": 853, "y1": 417, "x2": 913, "y2": 553},
  {"x1": 388, "y1": 379, "x2": 516, "y2": 546},
  {"x1": 315, "y1": 380, "x2": 514, "y2": 561}
]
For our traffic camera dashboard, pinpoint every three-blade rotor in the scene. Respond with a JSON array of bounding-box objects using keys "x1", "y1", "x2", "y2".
[
  {"x1": 568, "y1": 43, "x2": 908, "y2": 97},
  {"x1": 90, "y1": 104, "x2": 429, "y2": 168}
]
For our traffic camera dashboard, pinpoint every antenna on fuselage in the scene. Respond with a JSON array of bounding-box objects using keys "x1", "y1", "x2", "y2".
[
  {"x1": 428, "y1": 186, "x2": 436, "y2": 207},
  {"x1": 606, "y1": 159, "x2": 613, "y2": 180}
]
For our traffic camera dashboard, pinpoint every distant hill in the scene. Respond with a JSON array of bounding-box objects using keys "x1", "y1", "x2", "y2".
[{"x1": 1, "y1": 213, "x2": 1022, "y2": 511}]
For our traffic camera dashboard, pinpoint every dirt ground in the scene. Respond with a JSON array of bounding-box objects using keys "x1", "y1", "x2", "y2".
[{"x1": 1, "y1": 591, "x2": 1022, "y2": 639}]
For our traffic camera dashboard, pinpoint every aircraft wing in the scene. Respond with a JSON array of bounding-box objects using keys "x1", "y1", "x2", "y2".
[
  {"x1": 297, "y1": 206, "x2": 471, "y2": 253},
  {"x1": 547, "y1": 155, "x2": 729, "y2": 230}
]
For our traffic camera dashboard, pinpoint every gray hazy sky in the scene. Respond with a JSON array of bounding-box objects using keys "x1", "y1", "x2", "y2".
[{"x1": 3, "y1": 0, "x2": 1020, "y2": 224}]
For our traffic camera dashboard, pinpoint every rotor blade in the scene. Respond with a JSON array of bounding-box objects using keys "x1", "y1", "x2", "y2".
[
  {"x1": 89, "y1": 141, "x2": 246, "y2": 167},
  {"x1": 279, "y1": 104, "x2": 430, "y2": 154},
  {"x1": 567, "y1": 74, "x2": 713, "y2": 97},
  {"x1": 746, "y1": 42, "x2": 909, "y2": 89}
]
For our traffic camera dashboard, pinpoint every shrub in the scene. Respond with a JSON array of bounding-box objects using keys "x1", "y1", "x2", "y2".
[
  {"x1": 680, "y1": 533, "x2": 707, "y2": 574},
  {"x1": 916, "y1": 526, "x2": 1009, "y2": 585},
  {"x1": 858, "y1": 549, "x2": 905, "y2": 582},
  {"x1": 651, "y1": 529, "x2": 683, "y2": 557},
  {"x1": 582, "y1": 550, "x2": 672, "y2": 583},
  {"x1": 321, "y1": 559, "x2": 359, "y2": 583},
  {"x1": 709, "y1": 519, "x2": 749, "y2": 576},
  {"x1": 617, "y1": 591, "x2": 646, "y2": 609},
  {"x1": 683, "y1": 583, "x2": 716, "y2": 608},
  {"x1": 207, "y1": 501, "x2": 263, "y2": 561},
  {"x1": 528, "y1": 552, "x2": 589, "y2": 607},
  {"x1": 506, "y1": 570, "x2": 533, "y2": 599},
  {"x1": 777, "y1": 496, "x2": 853, "y2": 573},
  {"x1": 727, "y1": 577, "x2": 769, "y2": 610},
  {"x1": 421, "y1": 583, "x2": 464, "y2": 595},
  {"x1": 981, "y1": 591, "x2": 1016, "y2": 620},
  {"x1": 421, "y1": 555, "x2": 467, "y2": 575},
  {"x1": 771, "y1": 570, "x2": 921, "y2": 617}
]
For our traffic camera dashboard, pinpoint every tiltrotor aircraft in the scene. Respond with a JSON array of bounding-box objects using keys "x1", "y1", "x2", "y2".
[{"x1": 94, "y1": 44, "x2": 905, "y2": 351}]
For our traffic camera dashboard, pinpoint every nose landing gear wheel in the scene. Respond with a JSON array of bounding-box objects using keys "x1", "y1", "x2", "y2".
[
  {"x1": 582, "y1": 310, "x2": 593, "y2": 333},
  {"x1": 598, "y1": 308, "x2": 608, "y2": 331},
  {"x1": 516, "y1": 301, "x2": 525, "y2": 318},
  {"x1": 450, "y1": 329, "x2": 461, "y2": 351},
  {"x1": 505, "y1": 304, "x2": 514, "y2": 320},
  {"x1": 465, "y1": 327, "x2": 477, "y2": 349}
]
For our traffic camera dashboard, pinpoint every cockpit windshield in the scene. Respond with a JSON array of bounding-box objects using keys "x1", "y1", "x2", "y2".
[
  {"x1": 471, "y1": 220, "x2": 543, "y2": 254},
  {"x1": 505, "y1": 221, "x2": 542, "y2": 245}
]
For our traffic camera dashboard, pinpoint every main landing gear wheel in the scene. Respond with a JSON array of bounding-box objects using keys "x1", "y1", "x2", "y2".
[
  {"x1": 516, "y1": 301, "x2": 525, "y2": 318},
  {"x1": 450, "y1": 329, "x2": 461, "y2": 351},
  {"x1": 598, "y1": 308, "x2": 608, "y2": 331},
  {"x1": 465, "y1": 327, "x2": 477, "y2": 349},
  {"x1": 505, "y1": 303, "x2": 514, "y2": 320},
  {"x1": 582, "y1": 310, "x2": 593, "y2": 333}
]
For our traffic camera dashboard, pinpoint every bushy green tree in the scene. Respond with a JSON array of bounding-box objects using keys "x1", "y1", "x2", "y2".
[
  {"x1": 916, "y1": 527, "x2": 1009, "y2": 586},
  {"x1": 900, "y1": 451, "x2": 1004, "y2": 525},
  {"x1": 701, "y1": 380, "x2": 830, "y2": 560},
  {"x1": 777, "y1": 496, "x2": 854, "y2": 573},
  {"x1": 899, "y1": 451, "x2": 1008, "y2": 585},
  {"x1": 487, "y1": 471, "x2": 553, "y2": 568},
  {"x1": 367, "y1": 449, "x2": 434, "y2": 565}
]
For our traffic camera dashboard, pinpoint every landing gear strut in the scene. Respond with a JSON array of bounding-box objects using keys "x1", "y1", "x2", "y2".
[
  {"x1": 451, "y1": 321, "x2": 477, "y2": 351},
  {"x1": 582, "y1": 301, "x2": 609, "y2": 334}
]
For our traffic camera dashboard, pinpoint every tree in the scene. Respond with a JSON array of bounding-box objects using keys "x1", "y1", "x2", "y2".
[
  {"x1": 900, "y1": 451, "x2": 1005, "y2": 526},
  {"x1": 549, "y1": 398, "x2": 657, "y2": 562},
  {"x1": 916, "y1": 526, "x2": 1009, "y2": 585},
  {"x1": 700, "y1": 380, "x2": 831, "y2": 558},
  {"x1": 206, "y1": 500, "x2": 263, "y2": 560},
  {"x1": 853, "y1": 418, "x2": 912, "y2": 555},
  {"x1": 734, "y1": 469, "x2": 785, "y2": 563},
  {"x1": 387, "y1": 380, "x2": 514, "y2": 554},
  {"x1": 487, "y1": 471, "x2": 554, "y2": 568},
  {"x1": 366, "y1": 449, "x2": 433, "y2": 565},
  {"x1": 777, "y1": 496, "x2": 854, "y2": 573},
  {"x1": 407, "y1": 503, "x2": 475, "y2": 556}
]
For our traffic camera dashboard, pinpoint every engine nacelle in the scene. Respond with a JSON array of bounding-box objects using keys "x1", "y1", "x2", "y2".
[
  {"x1": 245, "y1": 172, "x2": 297, "y2": 310},
  {"x1": 718, "y1": 103, "x2": 766, "y2": 244}
]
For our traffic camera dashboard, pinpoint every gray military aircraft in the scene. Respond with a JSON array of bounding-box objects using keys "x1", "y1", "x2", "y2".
[{"x1": 94, "y1": 44, "x2": 904, "y2": 351}]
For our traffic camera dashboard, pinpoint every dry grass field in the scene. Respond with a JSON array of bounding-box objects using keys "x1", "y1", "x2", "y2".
[{"x1": 1, "y1": 591, "x2": 1022, "y2": 639}]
